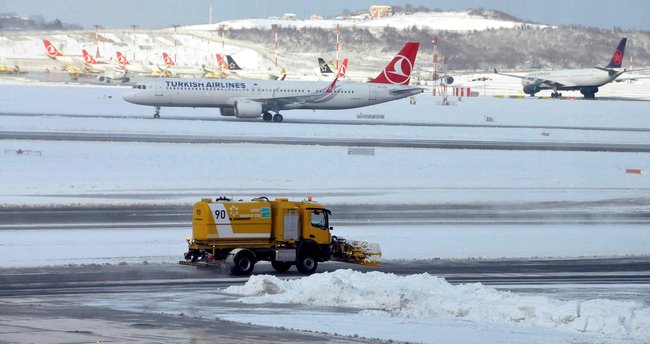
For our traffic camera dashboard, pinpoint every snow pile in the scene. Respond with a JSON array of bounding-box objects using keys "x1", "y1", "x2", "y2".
[{"x1": 224, "y1": 270, "x2": 650, "y2": 340}]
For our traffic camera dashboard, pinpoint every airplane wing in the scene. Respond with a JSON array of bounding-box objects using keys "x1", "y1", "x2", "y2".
[
  {"x1": 494, "y1": 68, "x2": 567, "y2": 89},
  {"x1": 250, "y1": 75, "x2": 340, "y2": 106}
]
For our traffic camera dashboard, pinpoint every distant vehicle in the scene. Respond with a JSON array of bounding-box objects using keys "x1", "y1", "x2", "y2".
[
  {"x1": 123, "y1": 42, "x2": 424, "y2": 122},
  {"x1": 495, "y1": 38, "x2": 627, "y2": 98}
]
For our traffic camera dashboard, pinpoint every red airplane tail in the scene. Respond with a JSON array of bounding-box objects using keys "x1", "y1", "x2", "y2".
[
  {"x1": 337, "y1": 58, "x2": 348, "y2": 78},
  {"x1": 116, "y1": 51, "x2": 129, "y2": 66},
  {"x1": 216, "y1": 54, "x2": 228, "y2": 70},
  {"x1": 43, "y1": 39, "x2": 63, "y2": 58},
  {"x1": 82, "y1": 49, "x2": 98, "y2": 64},
  {"x1": 369, "y1": 42, "x2": 419, "y2": 85},
  {"x1": 163, "y1": 52, "x2": 175, "y2": 66}
]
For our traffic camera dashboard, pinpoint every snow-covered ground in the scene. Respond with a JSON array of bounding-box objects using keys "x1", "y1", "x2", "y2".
[
  {"x1": 2, "y1": 224, "x2": 649, "y2": 267},
  {"x1": 1, "y1": 81, "x2": 649, "y2": 207},
  {"x1": 189, "y1": 10, "x2": 547, "y2": 32},
  {"x1": 2, "y1": 78, "x2": 650, "y2": 343}
]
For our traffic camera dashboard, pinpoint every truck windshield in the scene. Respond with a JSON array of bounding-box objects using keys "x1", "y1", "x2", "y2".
[{"x1": 310, "y1": 210, "x2": 328, "y2": 229}]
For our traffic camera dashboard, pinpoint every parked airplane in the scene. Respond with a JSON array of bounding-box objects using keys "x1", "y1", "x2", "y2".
[
  {"x1": 495, "y1": 38, "x2": 627, "y2": 99},
  {"x1": 123, "y1": 42, "x2": 423, "y2": 122},
  {"x1": 82, "y1": 49, "x2": 129, "y2": 82},
  {"x1": 318, "y1": 58, "x2": 335, "y2": 74},
  {"x1": 116, "y1": 51, "x2": 155, "y2": 75},
  {"x1": 218, "y1": 54, "x2": 281, "y2": 80},
  {"x1": 159, "y1": 52, "x2": 204, "y2": 76},
  {"x1": 42, "y1": 39, "x2": 81, "y2": 65}
]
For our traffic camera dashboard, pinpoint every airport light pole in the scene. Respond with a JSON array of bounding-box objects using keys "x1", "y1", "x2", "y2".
[
  {"x1": 94, "y1": 25, "x2": 102, "y2": 58},
  {"x1": 219, "y1": 24, "x2": 226, "y2": 52},
  {"x1": 272, "y1": 24, "x2": 281, "y2": 68},
  {"x1": 335, "y1": 24, "x2": 340, "y2": 70},
  {"x1": 172, "y1": 24, "x2": 181, "y2": 64},
  {"x1": 131, "y1": 24, "x2": 139, "y2": 62},
  {"x1": 432, "y1": 34, "x2": 438, "y2": 96}
]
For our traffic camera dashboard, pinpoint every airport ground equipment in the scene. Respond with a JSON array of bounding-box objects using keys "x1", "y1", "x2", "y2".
[{"x1": 181, "y1": 196, "x2": 381, "y2": 275}]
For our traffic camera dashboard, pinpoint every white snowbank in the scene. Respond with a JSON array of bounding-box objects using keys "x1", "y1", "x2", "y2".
[{"x1": 224, "y1": 269, "x2": 650, "y2": 341}]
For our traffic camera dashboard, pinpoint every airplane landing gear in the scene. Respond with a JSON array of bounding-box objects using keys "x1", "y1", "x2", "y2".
[
  {"x1": 551, "y1": 91, "x2": 562, "y2": 98},
  {"x1": 272, "y1": 113, "x2": 284, "y2": 122},
  {"x1": 262, "y1": 112, "x2": 272, "y2": 122},
  {"x1": 153, "y1": 106, "x2": 161, "y2": 119}
]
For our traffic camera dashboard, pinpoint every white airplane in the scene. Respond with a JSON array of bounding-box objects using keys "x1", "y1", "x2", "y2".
[
  {"x1": 217, "y1": 54, "x2": 282, "y2": 80},
  {"x1": 42, "y1": 39, "x2": 82, "y2": 65},
  {"x1": 123, "y1": 42, "x2": 424, "y2": 122},
  {"x1": 81, "y1": 49, "x2": 129, "y2": 83},
  {"x1": 116, "y1": 51, "x2": 155, "y2": 75},
  {"x1": 495, "y1": 38, "x2": 627, "y2": 99},
  {"x1": 158, "y1": 52, "x2": 205, "y2": 77}
]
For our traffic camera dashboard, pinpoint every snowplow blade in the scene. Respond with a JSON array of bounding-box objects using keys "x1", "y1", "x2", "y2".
[{"x1": 331, "y1": 237, "x2": 381, "y2": 267}]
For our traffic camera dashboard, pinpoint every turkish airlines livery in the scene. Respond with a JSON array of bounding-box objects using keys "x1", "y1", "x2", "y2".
[
  {"x1": 123, "y1": 42, "x2": 423, "y2": 122},
  {"x1": 42, "y1": 39, "x2": 82, "y2": 65},
  {"x1": 495, "y1": 38, "x2": 627, "y2": 99}
]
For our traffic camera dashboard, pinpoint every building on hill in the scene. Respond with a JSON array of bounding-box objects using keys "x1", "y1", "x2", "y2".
[{"x1": 370, "y1": 5, "x2": 392, "y2": 19}]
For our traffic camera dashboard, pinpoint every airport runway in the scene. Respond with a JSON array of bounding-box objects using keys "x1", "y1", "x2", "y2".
[
  {"x1": 1, "y1": 201, "x2": 649, "y2": 229},
  {"x1": 2, "y1": 204, "x2": 648, "y2": 342},
  {"x1": 3, "y1": 111, "x2": 650, "y2": 133},
  {"x1": 4, "y1": 258, "x2": 648, "y2": 343},
  {"x1": 3, "y1": 129, "x2": 650, "y2": 152}
]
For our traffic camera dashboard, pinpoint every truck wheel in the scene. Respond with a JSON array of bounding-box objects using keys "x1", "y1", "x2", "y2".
[
  {"x1": 271, "y1": 261, "x2": 292, "y2": 273},
  {"x1": 296, "y1": 252, "x2": 318, "y2": 275},
  {"x1": 229, "y1": 251, "x2": 255, "y2": 275}
]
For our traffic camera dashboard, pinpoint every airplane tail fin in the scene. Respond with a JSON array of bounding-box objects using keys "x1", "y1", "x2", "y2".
[
  {"x1": 226, "y1": 55, "x2": 242, "y2": 70},
  {"x1": 163, "y1": 52, "x2": 175, "y2": 66},
  {"x1": 606, "y1": 38, "x2": 627, "y2": 69},
  {"x1": 82, "y1": 49, "x2": 97, "y2": 64},
  {"x1": 369, "y1": 42, "x2": 419, "y2": 85},
  {"x1": 216, "y1": 54, "x2": 229, "y2": 70},
  {"x1": 337, "y1": 58, "x2": 348, "y2": 78},
  {"x1": 43, "y1": 39, "x2": 63, "y2": 58},
  {"x1": 319, "y1": 58, "x2": 334, "y2": 73},
  {"x1": 116, "y1": 51, "x2": 129, "y2": 66},
  {"x1": 325, "y1": 57, "x2": 348, "y2": 93}
]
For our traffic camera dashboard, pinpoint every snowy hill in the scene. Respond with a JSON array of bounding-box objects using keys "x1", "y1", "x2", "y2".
[
  {"x1": 1, "y1": 9, "x2": 649, "y2": 74},
  {"x1": 188, "y1": 10, "x2": 547, "y2": 32}
]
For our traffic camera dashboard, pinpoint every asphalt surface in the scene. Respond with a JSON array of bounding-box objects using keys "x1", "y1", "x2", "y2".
[
  {"x1": 2, "y1": 257, "x2": 649, "y2": 343},
  {"x1": 3, "y1": 129, "x2": 650, "y2": 152},
  {"x1": 4, "y1": 111, "x2": 650, "y2": 133},
  {"x1": 2, "y1": 200, "x2": 649, "y2": 230}
]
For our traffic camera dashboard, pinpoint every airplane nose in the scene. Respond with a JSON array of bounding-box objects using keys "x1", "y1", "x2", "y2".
[{"x1": 122, "y1": 91, "x2": 138, "y2": 104}]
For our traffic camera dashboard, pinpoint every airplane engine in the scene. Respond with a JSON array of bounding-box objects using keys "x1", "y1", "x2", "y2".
[
  {"x1": 523, "y1": 84, "x2": 541, "y2": 95},
  {"x1": 443, "y1": 76, "x2": 454, "y2": 85},
  {"x1": 220, "y1": 107, "x2": 235, "y2": 116},
  {"x1": 234, "y1": 100, "x2": 263, "y2": 118},
  {"x1": 580, "y1": 86, "x2": 599, "y2": 98}
]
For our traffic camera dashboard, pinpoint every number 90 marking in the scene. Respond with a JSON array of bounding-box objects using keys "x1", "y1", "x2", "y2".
[{"x1": 214, "y1": 210, "x2": 227, "y2": 219}]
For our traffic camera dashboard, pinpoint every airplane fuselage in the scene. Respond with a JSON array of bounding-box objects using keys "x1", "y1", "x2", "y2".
[
  {"x1": 123, "y1": 78, "x2": 423, "y2": 111},
  {"x1": 522, "y1": 68, "x2": 621, "y2": 90}
]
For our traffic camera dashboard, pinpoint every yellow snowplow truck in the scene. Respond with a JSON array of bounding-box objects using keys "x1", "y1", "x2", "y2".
[{"x1": 181, "y1": 196, "x2": 381, "y2": 275}]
